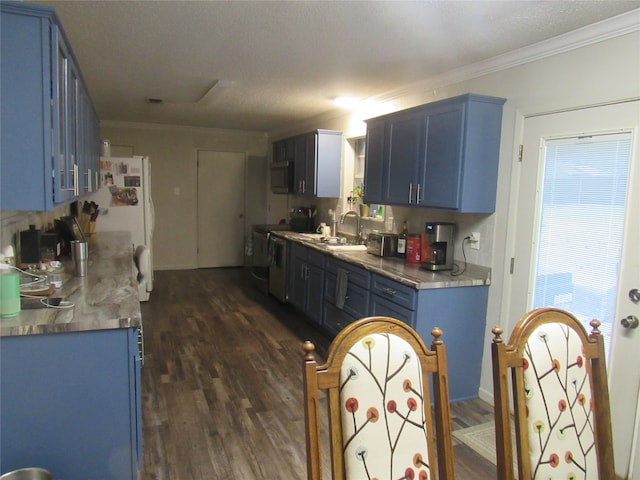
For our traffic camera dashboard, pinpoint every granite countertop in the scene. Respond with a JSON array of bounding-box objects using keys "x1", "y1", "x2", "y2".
[
  {"x1": 272, "y1": 231, "x2": 491, "y2": 289},
  {"x1": 0, "y1": 231, "x2": 141, "y2": 337}
]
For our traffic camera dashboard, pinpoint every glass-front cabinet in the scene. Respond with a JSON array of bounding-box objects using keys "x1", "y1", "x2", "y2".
[{"x1": 1, "y1": 1, "x2": 100, "y2": 211}]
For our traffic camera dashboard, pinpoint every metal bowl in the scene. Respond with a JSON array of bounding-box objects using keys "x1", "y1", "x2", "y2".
[{"x1": 0, "y1": 468, "x2": 52, "y2": 480}]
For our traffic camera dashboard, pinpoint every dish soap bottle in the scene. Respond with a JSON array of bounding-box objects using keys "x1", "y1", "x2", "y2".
[{"x1": 397, "y1": 220, "x2": 408, "y2": 258}]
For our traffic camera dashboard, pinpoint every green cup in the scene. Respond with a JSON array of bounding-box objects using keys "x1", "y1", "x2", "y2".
[{"x1": 0, "y1": 271, "x2": 21, "y2": 317}]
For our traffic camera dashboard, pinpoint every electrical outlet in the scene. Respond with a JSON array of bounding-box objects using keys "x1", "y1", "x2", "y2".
[{"x1": 470, "y1": 232, "x2": 480, "y2": 250}]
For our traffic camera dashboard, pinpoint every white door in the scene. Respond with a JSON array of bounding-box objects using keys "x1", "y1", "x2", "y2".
[
  {"x1": 507, "y1": 100, "x2": 640, "y2": 478},
  {"x1": 197, "y1": 150, "x2": 246, "y2": 268}
]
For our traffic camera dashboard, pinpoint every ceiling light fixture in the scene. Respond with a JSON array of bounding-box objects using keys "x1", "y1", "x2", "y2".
[
  {"x1": 334, "y1": 96, "x2": 360, "y2": 109},
  {"x1": 197, "y1": 79, "x2": 235, "y2": 105}
]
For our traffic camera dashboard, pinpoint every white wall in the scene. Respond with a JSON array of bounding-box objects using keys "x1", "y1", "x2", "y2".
[{"x1": 99, "y1": 123, "x2": 269, "y2": 270}]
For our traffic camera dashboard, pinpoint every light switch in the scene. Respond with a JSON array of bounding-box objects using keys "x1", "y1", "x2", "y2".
[{"x1": 173, "y1": 187, "x2": 181, "y2": 196}]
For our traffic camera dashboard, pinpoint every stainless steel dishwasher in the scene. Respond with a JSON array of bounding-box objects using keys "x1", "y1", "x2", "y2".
[{"x1": 268, "y1": 236, "x2": 288, "y2": 302}]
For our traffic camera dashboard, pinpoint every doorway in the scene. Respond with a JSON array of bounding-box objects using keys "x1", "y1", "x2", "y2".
[
  {"x1": 507, "y1": 100, "x2": 639, "y2": 478},
  {"x1": 196, "y1": 150, "x2": 246, "y2": 268}
]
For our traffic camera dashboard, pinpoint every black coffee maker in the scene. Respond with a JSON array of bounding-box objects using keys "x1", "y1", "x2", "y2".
[
  {"x1": 422, "y1": 222, "x2": 456, "y2": 271},
  {"x1": 289, "y1": 206, "x2": 316, "y2": 232}
]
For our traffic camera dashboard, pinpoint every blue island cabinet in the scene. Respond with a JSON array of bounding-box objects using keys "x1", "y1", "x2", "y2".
[{"x1": 0, "y1": 327, "x2": 142, "y2": 479}]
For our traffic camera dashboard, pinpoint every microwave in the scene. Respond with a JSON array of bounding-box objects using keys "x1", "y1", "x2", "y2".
[{"x1": 270, "y1": 161, "x2": 294, "y2": 194}]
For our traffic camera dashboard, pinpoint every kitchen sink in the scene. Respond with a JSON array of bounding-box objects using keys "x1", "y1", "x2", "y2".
[
  {"x1": 296, "y1": 232, "x2": 367, "y2": 251},
  {"x1": 298, "y1": 233, "x2": 324, "y2": 240},
  {"x1": 323, "y1": 244, "x2": 367, "y2": 251}
]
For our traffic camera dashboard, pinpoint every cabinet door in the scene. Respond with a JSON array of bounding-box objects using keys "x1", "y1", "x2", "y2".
[
  {"x1": 68, "y1": 60, "x2": 82, "y2": 195},
  {"x1": 363, "y1": 119, "x2": 385, "y2": 204},
  {"x1": 369, "y1": 294, "x2": 415, "y2": 327},
  {"x1": 384, "y1": 110, "x2": 425, "y2": 205},
  {"x1": 0, "y1": 9, "x2": 55, "y2": 211},
  {"x1": 323, "y1": 300, "x2": 357, "y2": 336},
  {"x1": 324, "y1": 272, "x2": 369, "y2": 320},
  {"x1": 422, "y1": 102, "x2": 465, "y2": 209},
  {"x1": 292, "y1": 135, "x2": 306, "y2": 194},
  {"x1": 273, "y1": 140, "x2": 285, "y2": 163},
  {"x1": 306, "y1": 262, "x2": 324, "y2": 324},
  {"x1": 0, "y1": 329, "x2": 141, "y2": 479},
  {"x1": 53, "y1": 27, "x2": 76, "y2": 203},
  {"x1": 303, "y1": 132, "x2": 317, "y2": 195}
]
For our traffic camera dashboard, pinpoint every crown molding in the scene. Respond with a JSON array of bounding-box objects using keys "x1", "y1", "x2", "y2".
[
  {"x1": 100, "y1": 120, "x2": 268, "y2": 138},
  {"x1": 371, "y1": 8, "x2": 640, "y2": 104}
]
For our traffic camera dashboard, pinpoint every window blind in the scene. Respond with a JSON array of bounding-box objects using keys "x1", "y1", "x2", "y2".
[{"x1": 532, "y1": 132, "x2": 632, "y2": 347}]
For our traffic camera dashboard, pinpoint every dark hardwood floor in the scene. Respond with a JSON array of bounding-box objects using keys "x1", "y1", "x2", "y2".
[{"x1": 140, "y1": 268, "x2": 496, "y2": 479}]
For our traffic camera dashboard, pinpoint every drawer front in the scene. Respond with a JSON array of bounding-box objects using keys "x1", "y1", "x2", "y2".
[
  {"x1": 307, "y1": 249, "x2": 326, "y2": 268},
  {"x1": 369, "y1": 294, "x2": 415, "y2": 328},
  {"x1": 323, "y1": 301, "x2": 357, "y2": 336},
  {"x1": 325, "y1": 257, "x2": 370, "y2": 289},
  {"x1": 325, "y1": 273, "x2": 370, "y2": 320},
  {"x1": 370, "y1": 274, "x2": 416, "y2": 310}
]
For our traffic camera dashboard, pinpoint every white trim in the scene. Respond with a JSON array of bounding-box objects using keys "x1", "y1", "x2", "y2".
[
  {"x1": 100, "y1": 119, "x2": 268, "y2": 139},
  {"x1": 369, "y1": 8, "x2": 640, "y2": 104}
]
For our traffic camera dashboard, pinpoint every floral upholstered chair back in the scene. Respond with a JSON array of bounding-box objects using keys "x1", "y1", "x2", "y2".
[
  {"x1": 491, "y1": 307, "x2": 614, "y2": 480},
  {"x1": 340, "y1": 332, "x2": 429, "y2": 479},
  {"x1": 302, "y1": 316, "x2": 455, "y2": 480}
]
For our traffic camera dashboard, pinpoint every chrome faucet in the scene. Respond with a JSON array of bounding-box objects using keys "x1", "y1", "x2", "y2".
[{"x1": 340, "y1": 210, "x2": 361, "y2": 243}]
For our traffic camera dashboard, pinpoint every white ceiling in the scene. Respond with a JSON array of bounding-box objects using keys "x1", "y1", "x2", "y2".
[{"x1": 35, "y1": 0, "x2": 640, "y2": 133}]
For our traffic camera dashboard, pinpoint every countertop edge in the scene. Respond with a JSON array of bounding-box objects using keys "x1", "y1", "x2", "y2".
[
  {"x1": 1, "y1": 232, "x2": 142, "y2": 337},
  {"x1": 272, "y1": 231, "x2": 491, "y2": 290}
]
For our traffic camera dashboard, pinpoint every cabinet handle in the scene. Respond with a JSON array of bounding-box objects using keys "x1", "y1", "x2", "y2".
[
  {"x1": 408, "y1": 184, "x2": 413, "y2": 204},
  {"x1": 416, "y1": 184, "x2": 421, "y2": 204},
  {"x1": 73, "y1": 163, "x2": 79, "y2": 196},
  {"x1": 383, "y1": 287, "x2": 397, "y2": 297}
]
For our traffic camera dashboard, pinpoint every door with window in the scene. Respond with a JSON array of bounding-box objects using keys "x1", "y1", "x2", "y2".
[{"x1": 508, "y1": 100, "x2": 639, "y2": 478}]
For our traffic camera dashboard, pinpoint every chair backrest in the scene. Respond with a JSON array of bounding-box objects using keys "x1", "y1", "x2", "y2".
[
  {"x1": 491, "y1": 307, "x2": 614, "y2": 479},
  {"x1": 303, "y1": 316, "x2": 455, "y2": 480}
]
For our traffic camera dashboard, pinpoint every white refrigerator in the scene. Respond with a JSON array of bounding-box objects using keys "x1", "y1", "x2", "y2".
[{"x1": 89, "y1": 156, "x2": 154, "y2": 301}]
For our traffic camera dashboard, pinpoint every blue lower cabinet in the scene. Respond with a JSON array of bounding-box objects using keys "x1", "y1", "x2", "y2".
[
  {"x1": 369, "y1": 294, "x2": 414, "y2": 326},
  {"x1": 323, "y1": 259, "x2": 371, "y2": 335},
  {"x1": 0, "y1": 328, "x2": 142, "y2": 479},
  {"x1": 369, "y1": 273, "x2": 488, "y2": 401},
  {"x1": 290, "y1": 246, "x2": 489, "y2": 401},
  {"x1": 323, "y1": 301, "x2": 357, "y2": 336},
  {"x1": 287, "y1": 242, "x2": 325, "y2": 325},
  {"x1": 413, "y1": 286, "x2": 489, "y2": 401}
]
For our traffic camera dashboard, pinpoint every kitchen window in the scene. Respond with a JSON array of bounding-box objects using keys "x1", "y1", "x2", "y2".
[{"x1": 350, "y1": 137, "x2": 384, "y2": 220}]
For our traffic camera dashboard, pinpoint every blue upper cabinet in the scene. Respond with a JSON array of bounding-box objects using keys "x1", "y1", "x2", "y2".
[
  {"x1": 1, "y1": 1, "x2": 100, "y2": 211},
  {"x1": 364, "y1": 94, "x2": 506, "y2": 212},
  {"x1": 275, "y1": 129, "x2": 342, "y2": 198},
  {"x1": 384, "y1": 108, "x2": 426, "y2": 205},
  {"x1": 362, "y1": 118, "x2": 384, "y2": 205}
]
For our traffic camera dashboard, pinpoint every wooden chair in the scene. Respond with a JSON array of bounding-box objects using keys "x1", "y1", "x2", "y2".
[
  {"x1": 491, "y1": 307, "x2": 614, "y2": 479},
  {"x1": 302, "y1": 316, "x2": 455, "y2": 480}
]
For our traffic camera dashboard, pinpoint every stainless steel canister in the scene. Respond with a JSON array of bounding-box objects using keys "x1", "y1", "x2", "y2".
[{"x1": 71, "y1": 240, "x2": 88, "y2": 277}]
